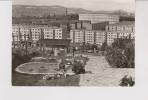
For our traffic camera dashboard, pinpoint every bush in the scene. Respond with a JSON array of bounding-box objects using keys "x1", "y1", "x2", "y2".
[
  {"x1": 101, "y1": 42, "x2": 107, "y2": 51},
  {"x1": 119, "y1": 75, "x2": 135, "y2": 87},
  {"x1": 105, "y1": 38, "x2": 135, "y2": 68},
  {"x1": 72, "y1": 61, "x2": 85, "y2": 74}
]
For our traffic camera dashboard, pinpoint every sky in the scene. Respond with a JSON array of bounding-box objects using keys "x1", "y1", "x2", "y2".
[{"x1": 13, "y1": 0, "x2": 135, "y2": 12}]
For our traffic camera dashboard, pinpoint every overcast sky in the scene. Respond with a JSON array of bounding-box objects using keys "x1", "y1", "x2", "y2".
[{"x1": 13, "y1": 0, "x2": 135, "y2": 12}]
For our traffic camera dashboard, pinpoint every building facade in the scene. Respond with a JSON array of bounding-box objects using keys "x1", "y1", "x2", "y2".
[
  {"x1": 105, "y1": 21, "x2": 135, "y2": 45},
  {"x1": 79, "y1": 14, "x2": 119, "y2": 24},
  {"x1": 12, "y1": 24, "x2": 68, "y2": 47},
  {"x1": 85, "y1": 30, "x2": 95, "y2": 44},
  {"x1": 70, "y1": 29, "x2": 84, "y2": 43},
  {"x1": 70, "y1": 20, "x2": 92, "y2": 30},
  {"x1": 70, "y1": 29, "x2": 105, "y2": 46},
  {"x1": 43, "y1": 27, "x2": 63, "y2": 39},
  {"x1": 95, "y1": 31, "x2": 106, "y2": 46},
  {"x1": 92, "y1": 21, "x2": 109, "y2": 30}
]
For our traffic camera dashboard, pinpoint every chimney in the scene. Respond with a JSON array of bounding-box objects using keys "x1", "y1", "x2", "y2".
[
  {"x1": 66, "y1": 8, "x2": 68, "y2": 16},
  {"x1": 83, "y1": 30, "x2": 85, "y2": 43}
]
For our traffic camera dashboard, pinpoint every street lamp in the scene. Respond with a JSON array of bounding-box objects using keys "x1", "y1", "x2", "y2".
[{"x1": 72, "y1": 46, "x2": 75, "y2": 57}]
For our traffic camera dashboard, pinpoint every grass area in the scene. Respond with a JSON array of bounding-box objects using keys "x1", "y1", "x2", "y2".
[
  {"x1": 12, "y1": 72, "x2": 43, "y2": 86},
  {"x1": 12, "y1": 51, "x2": 82, "y2": 86},
  {"x1": 12, "y1": 71, "x2": 80, "y2": 86},
  {"x1": 35, "y1": 75, "x2": 80, "y2": 86}
]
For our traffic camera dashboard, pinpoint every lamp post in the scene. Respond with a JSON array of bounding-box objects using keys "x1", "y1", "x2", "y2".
[
  {"x1": 24, "y1": 34, "x2": 28, "y2": 55},
  {"x1": 72, "y1": 46, "x2": 75, "y2": 57},
  {"x1": 12, "y1": 34, "x2": 15, "y2": 48}
]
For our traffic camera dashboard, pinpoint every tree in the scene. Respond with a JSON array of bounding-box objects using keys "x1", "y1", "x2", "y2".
[
  {"x1": 72, "y1": 61, "x2": 85, "y2": 74},
  {"x1": 105, "y1": 38, "x2": 135, "y2": 68},
  {"x1": 101, "y1": 42, "x2": 107, "y2": 51}
]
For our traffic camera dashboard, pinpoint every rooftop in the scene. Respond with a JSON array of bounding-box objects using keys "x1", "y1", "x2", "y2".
[
  {"x1": 108, "y1": 21, "x2": 135, "y2": 26},
  {"x1": 79, "y1": 13, "x2": 119, "y2": 16}
]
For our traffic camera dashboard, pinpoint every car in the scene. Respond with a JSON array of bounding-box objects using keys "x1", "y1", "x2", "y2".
[{"x1": 42, "y1": 74, "x2": 55, "y2": 80}]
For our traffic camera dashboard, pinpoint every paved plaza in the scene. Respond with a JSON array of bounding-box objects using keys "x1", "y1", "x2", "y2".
[{"x1": 79, "y1": 55, "x2": 134, "y2": 86}]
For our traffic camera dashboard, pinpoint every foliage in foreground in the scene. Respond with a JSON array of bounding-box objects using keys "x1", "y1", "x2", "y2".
[
  {"x1": 105, "y1": 38, "x2": 135, "y2": 68},
  {"x1": 12, "y1": 51, "x2": 41, "y2": 85},
  {"x1": 72, "y1": 61, "x2": 85, "y2": 74},
  {"x1": 119, "y1": 75, "x2": 135, "y2": 87},
  {"x1": 12, "y1": 51, "x2": 40, "y2": 71}
]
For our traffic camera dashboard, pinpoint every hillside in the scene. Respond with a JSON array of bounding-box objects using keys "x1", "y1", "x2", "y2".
[{"x1": 12, "y1": 5, "x2": 134, "y2": 17}]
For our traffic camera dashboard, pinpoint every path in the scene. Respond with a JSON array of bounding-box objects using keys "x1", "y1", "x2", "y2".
[{"x1": 79, "y1": 55, "x2": 134, "y2": 86}]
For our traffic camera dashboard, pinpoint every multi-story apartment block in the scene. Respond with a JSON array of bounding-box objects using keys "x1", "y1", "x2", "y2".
[
  {"x1": 43, "y1": 27, "x2": 54, "y2": 39},
  {"x1": 106, "y1": 32, "x2": 118, "y2": 45},
  {"x1": 79, "y1": 14, "x2": 119, "y2": 24},
  {"x1": 55, "y1": 28, "x2": 63, "y2": 39},
  {"x1": 31, "y1": 26, "x2": 41, "y2": 41},
  {"x1": 95, "y1": 31, "x2": 106, "y2": 46},
  {"x1": 12, "y1": 24, "x2": 30, "y2": 42},
  {"x1": 105, "y1": 21, "x2": 135, "y2": 45},
  {"x1": 12, "y1": 24, "x2": 20, "y2": 42},
  {"x1": 12, "y1": 24, "x2": 68, "y2": 47},
  {"x1": 70, "y1": 29, "x2": 84, "y2": 43},
  {"x1": 85, "y1": 30, "x2": 95, "y2": 44},
  {"x1": 70, "y1": 29, "x2": 105, "y2": 46}
]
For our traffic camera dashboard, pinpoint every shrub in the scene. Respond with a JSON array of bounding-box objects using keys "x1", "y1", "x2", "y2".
[
  {"x1": 119, "y1": 75, "x2": 135, "y2": 87},
  {"x1": 72, "y1": 61, "x2": 85, "y2": 74},
  {"x1": 105, "y1": 38, "x2": 135, "y2": 68}
]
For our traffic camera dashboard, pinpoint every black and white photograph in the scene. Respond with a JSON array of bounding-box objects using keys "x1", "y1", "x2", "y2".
[{"x1": 12, "y1": 0, "x2": 135, "y2": 86}]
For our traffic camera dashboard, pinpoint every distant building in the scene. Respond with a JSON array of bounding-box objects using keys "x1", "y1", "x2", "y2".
[
  {"x1": 43, "y1": 27, "x2": 63, "y2": 39},
  {"x1": 79, "y1": 14, "x2": 119, "y2": 24},
  {"x1": 92, "y1": 21, "x2": 109, "y2": 30},
  {"x1": 105, "y1": 21, "x2": 135, "y2": 45},
  {"x1": 70, "y1": 20, "x2": 92, "y2": 30}
]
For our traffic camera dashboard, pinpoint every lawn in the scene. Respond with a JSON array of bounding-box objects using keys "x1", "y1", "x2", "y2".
[
  {"x1": 12, "y1": 71, "x2": 43, "y2": 86},
  {"x1": 35, "y1": 75, "x2": 80, "y2": 86},
  {"x1": 12, "y1": 51, "x2": 81, "y2": 86},
  {"x1": 12, "y1": 71, "x2": 80, "y2": 86}
]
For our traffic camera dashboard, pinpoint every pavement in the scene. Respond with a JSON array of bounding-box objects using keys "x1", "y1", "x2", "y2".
[{"x1": 79, "y1": 55, "x2": 135, "y2": 86}]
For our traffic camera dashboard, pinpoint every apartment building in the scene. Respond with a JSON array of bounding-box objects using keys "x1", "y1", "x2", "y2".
[
  {"x1": 105, "y1": 21, "x2": 135, "y2": 45},
  {"x1": 70, "y1": 29, "x2": 105, "y2": 46},
  {"x1": 95, "y1": 31, "x2": 106, "y2": 46},
  {"x1": 12, "y1": 24, "x2": 68, "y2": 47},
  {"x1": 70, "y1": 29, "x2": 84, "y2": 43},
  {"x1": 85, "y1": 30, "x2": 95, "y2": 44}
]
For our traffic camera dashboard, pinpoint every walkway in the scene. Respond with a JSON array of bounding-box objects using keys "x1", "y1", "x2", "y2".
[{"x1": 79, "y1": 55, "x2": 134, "y2": 86}]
